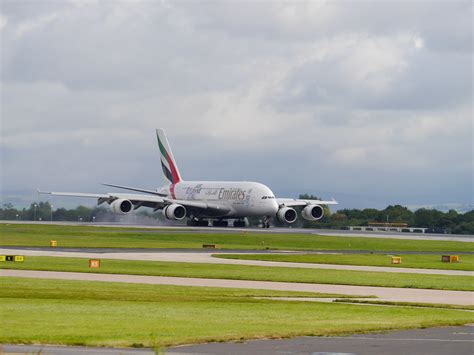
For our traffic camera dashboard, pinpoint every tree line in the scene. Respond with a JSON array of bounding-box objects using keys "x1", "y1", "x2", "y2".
[
  {"x1": 0, "y1": 198, "x2": 473, "y2": 234},
  {"x1": 297, "y1": 194, "x2": 473, "y2": 234}
]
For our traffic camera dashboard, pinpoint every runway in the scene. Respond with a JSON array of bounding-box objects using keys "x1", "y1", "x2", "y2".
[
  {"x1": 3, "y1": 220, "x2": 473, "y2": 242},
  {"x1": 2, "y1": 269, "x2": 473, "y2": 306},
  {"x1": 2, "y1": 247, "x2": 472, "y2": 276}
]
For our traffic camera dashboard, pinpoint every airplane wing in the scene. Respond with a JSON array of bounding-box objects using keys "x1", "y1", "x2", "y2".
[
  {"x1": 101, "y1": 183, "x2": 168, "y2": 197},
  {"x1": 38, "y1": 190, "x2": 230, "y2": 214},
  {"x1": 277, "y1": 198, "x2": 338, "y2": 207}
]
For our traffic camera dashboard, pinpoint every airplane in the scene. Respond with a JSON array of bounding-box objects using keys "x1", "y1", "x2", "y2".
[{"x1": 39, "y1": 129, "x2": 338, "y2": 228}]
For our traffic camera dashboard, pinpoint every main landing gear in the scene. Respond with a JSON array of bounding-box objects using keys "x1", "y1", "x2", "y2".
[
  {"x1": 187, "y1": 218, "x2": 249, "y2": 228},
  {"x1": 187, "y1": 218, "x2": 209, "y2": 227},
  {"x1": 233, "y1": 219, "x2": 247, "y2": 228},
  {"x1": 213, "y1": 220, "x2": 228, "y2": 227},
  {"x1": 261, "y1": 216, "x2": 271, "y2": 228}
]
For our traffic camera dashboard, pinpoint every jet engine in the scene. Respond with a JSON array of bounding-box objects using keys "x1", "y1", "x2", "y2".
[
  {"x1": 276, "y1": 207, "x2": 297, "y2": 224},
  {"x1": 110, "y1": 199, "x2": 133, "y2": 214},
  {"x1": 302, "y1": 204, "x2": 324, "y2": 221},
  {"x1": 163, "y1": 203, "x2": 187, "y2": 220}
]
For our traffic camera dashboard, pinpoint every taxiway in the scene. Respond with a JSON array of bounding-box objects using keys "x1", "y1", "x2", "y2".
[{"x1": 2, "y1": 269, "x2": 473, "y2": 306}]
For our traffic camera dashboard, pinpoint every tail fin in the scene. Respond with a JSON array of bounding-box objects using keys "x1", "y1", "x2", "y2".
[{"x1": 156, "y1": 129, "x2": 182, "y2": 184}]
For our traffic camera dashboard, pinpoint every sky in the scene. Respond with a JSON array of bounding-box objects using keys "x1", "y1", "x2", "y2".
[{"x1": 0, "y1": 0, "x2": 472, "y2": 210}]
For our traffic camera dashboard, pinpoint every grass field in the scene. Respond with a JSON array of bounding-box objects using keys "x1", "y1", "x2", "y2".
[
  {"x1": 1, "y1": 223, "x2": 473, "y2": 252},
  {"x1": 333, "y1": 299, "x2": 474, "y2": 310},
  {"x1": 215, "y1": 253, "x2": 474, "y2": 271},
  {"x1": 1, "y1": 277, "x2": 473, "y2": 348},
  {"x1": 2, "y1": 256, "x2": 473, "y2": 291}
]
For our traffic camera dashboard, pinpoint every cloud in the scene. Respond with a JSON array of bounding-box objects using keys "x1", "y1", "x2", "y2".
[{"x1": 0, "y1": 0, "x2": 472, "y2": 208}]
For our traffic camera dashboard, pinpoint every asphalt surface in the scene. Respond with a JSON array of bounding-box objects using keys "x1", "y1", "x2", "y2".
[
  {"x1": 2, "y1": 246, "x2": 474, "y2": 255},
  {"x1": 2, "y1": 326, "x2": 473, "y2": 355},
  {"x1": 3, "y1": 220, "x2": 473, "y2": 241},
  {"x1": 2, "y1": 247, "x2": 472, "y2": 276},
  {"x1": 3, "y1": 269, "x2": 473, "y2": 305},
  {"x1": 0, "y1": 344, "x2": 154, "y2": 355},
  {"x1": 167, "y1": 325, "x2": 474, "y2": 355}
]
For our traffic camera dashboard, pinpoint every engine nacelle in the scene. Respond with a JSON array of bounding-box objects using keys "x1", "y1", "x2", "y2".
[
  {"x1": 110, "y1": 199, "x2": 133, "y2": 214},
  {"x1": 302, "y1": 204, "x2": 324, "y2": 221},
  {"x1": 163, "y1": 203, "x2": 187, "y2": 220},
  {"x1": 276, "y1": 207, "x2": 297, "y2": 224}
]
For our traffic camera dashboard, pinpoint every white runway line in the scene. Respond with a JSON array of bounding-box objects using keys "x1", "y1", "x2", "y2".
[
  {"x1": 1, "y1": 248, "x2": 472, "y2": 276},
  {"x1": 2, "y1": 269, "x2": 473, "y2": 306}
]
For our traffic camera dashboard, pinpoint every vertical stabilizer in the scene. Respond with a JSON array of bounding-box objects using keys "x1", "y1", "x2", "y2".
[{"x1": 156, "y1": 129, "x2": 182, "y2": 184}]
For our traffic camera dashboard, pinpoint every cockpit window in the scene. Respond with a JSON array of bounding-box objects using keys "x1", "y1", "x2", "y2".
[{"x1": 261, "y1": 196, "x2": 275, "y2": 199}]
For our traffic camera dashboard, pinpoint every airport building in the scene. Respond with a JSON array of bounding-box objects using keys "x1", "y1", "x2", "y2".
[{"x1": 347, "y1": 222, "x2": 428, "y2": 233}]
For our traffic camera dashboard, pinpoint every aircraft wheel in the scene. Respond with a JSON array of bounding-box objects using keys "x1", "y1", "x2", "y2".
[
  {"x1": 186, "y1": 219, "x2": 198, "y2": 226},
  {"x1": 197, "y1": 219, "x2": 210, "y2": 227},
  {"x1": 213, "y1": 220, "x2": 228, "y2": 227},
  {"x1": 233, "y1": 220, "x2": 246, "y2": 228}
]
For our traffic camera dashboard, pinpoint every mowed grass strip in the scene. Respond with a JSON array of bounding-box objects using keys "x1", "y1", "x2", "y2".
[
  {"x1": 332, "y1": 299, "x2": 474, "y2": 311},
  {"x1": 2, "y1": 256, "x2": 473, "y2": 291},
  {"x1": 1, "y1": 223, "x2": 473, "y2": 252},
  {"x1": 1, "y1": 277, "x2": 473, "y2": 348},
  {"x1": 215, "y1": 254, "x2": 474, "y2": 271}
]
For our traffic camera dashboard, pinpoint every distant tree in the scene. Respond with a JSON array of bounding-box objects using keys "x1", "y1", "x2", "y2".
[
  {"x1": 382, "y1": 205, "x2": 414, "y2": 225},
  {"x1": 299, "y1": 194, "x2": 321, "y2": 200},
  {"x1": 0, "y1": 203, "x2": 18, "y2": 220},
  {"x1": 414, "y1": 208, "x2": 444, "y2": 228},
  {"x1": 452, "y1": 222, "x2": 474, "y2": 234}
]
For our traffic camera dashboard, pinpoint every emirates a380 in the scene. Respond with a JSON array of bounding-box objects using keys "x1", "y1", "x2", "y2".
[{"x1": 40, "y1": 129, "x2": 337, "y2": 228}]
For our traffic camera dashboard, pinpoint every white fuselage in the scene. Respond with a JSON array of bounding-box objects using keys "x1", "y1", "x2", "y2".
[{"x1": 158, "y1": 181, "x2": 279, "y2": 218}]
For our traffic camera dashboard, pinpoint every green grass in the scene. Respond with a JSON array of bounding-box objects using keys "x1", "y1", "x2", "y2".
[
  {"x1": 214, "y1": 253, "x2": 474, "y2": 271},
  {"x1": 1, "y1": 277, "x2": 473, "y2": 348},
  {"x1": 1, "y1": 223, "x2": 473, "y2": 252},
  {"x1": 332, "y1": 299, "x2": 474, "y2": 311},
  {"x1": 2, "y1": 256, "x2": 473, "y2": 291}
]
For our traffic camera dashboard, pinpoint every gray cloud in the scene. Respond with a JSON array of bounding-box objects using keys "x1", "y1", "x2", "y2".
[{"x1": 0, "y1": 0, "x2": 472, "y2": 209}]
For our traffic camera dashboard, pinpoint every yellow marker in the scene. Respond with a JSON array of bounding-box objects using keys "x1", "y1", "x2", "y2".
[
  {"x1": 89, "y1": 259, "x2": 100, "y2": 268},
  {"x1": 391, "y1": 256, "x2": 401, "y2": 264},
  {"x1": 50, "y1": 240, "x2": 57, "y2": 247},
  {"x1": 14, "y1": 255, "x2": 24, "y2": 262},
  {"x1": 0, "y1": 256, "x2": 5, "y2": 262}
]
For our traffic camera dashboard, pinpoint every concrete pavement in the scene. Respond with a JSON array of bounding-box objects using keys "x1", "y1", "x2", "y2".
[
  {"x1": 2, "y1": 269, "x2": 473, "y2": 306},
  {"x1": 1, "y1": 247, "x2": 472, "y2": 276}
]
